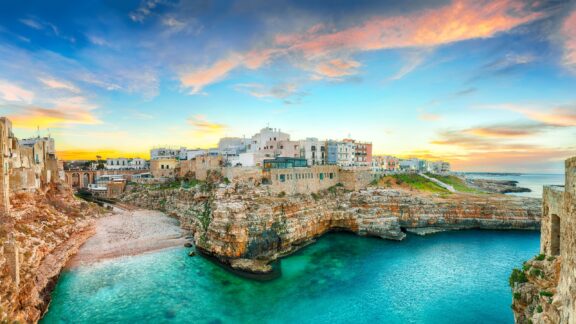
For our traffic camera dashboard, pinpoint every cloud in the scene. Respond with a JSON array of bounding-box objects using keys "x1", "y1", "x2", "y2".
[
  {"x1": 3, "y1": 96, "x2": 100, "y2": 129},
  {"x1": 418, "y1": 113, "x2": 442, "y2": 121},
  {"x1": 19, "y1": 18, "x2": 43, "y2": 30},
  {"x1": 487, "y1": 103, "x2": 576, "y2": 127},
  {"x1": 180, "y1": 55, "x2": 243, "y2": 94},
  {"x1": 561, "y1": 10, "x2": 576, "y2": 71},
  {"x1": 464, "y1": 122, "x2": 547, "y2": 138},
  {"x1": 388, "y1": 50, "x2": 431, "y2": 81},
  {"x1": 234, "y1": 82, "x2": 307, "y2": 104},
  {"x1": 181, "y1": 0, "x2": 545, "y2": 92},
  {"x1": 0, "y1": 80, "x2": 34, "y2": 103},
  {"x1": 129, "y1": 0, "x2": 164, "y2": 22},
  {"x1": 187, "y1": 115, "x2": 227, "y2": 135},
  {"x1": 38, "y1": 77, "x2": 80, "y2": 93},
  {"x1": 314, "y1": 58, "x2": 361, "y2": 78},
  {"x1": 277, "y1": 0, "x2": 543, "y2": 56}
]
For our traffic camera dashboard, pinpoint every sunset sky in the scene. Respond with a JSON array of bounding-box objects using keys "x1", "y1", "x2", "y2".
[{"x1": 0, "y1": 0, "x2": 575, "y2": 172}]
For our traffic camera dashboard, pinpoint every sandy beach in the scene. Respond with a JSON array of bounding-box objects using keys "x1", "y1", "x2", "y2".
[{"x1": 68, "y1": 208, "x2": 189, "y2": 267}]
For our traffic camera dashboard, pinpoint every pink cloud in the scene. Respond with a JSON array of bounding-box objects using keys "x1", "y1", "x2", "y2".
[
  {"x1": 561, "y1": 10, "x2": 576, "y2": 70},
  {"x1": 278, "y1": 0, "x2": 542, "y2": 58},
  {"x1": 181, "y1": 0, "x2": 545, "y2": 92},
  {"x1": 0, "y1": 80, "x2": 34, "y2": 103},
  {"x1": 314, "y1": 58, "x2": 361, "y2": 78}
]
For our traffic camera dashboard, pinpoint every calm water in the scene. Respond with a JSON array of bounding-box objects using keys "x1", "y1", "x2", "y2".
[
  {"x1": 42, "y1": 231, "x2": 539, "y2": 324},
  {"x1": 465, "y1": 173, "x2": 564, "y2": 198}
]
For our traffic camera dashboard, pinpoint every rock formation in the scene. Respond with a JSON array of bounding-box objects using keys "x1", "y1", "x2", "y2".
[
  {"x1": 511, "y1": 157, "x2": 576, "y2": 323},
  {"x1": 0, "y1": 183, "x2": 103, "y2": 323},
  {"x1": 121, "y1": 182, "x2": 540, "y2": 276}
]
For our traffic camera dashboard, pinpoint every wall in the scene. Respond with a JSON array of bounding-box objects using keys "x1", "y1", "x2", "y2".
[
  {"x1": 539, "y1": 156, "x2": 576, "y2": 323},
  {"x1": 150, "y1": 159, "x2": 178, "y2": 179},
  {"x1": 339, "y1": 168, "x2": 374, "y2": 191},
  {"x1": 265, "y1": 165, "x2": 339, "y2": 195}
]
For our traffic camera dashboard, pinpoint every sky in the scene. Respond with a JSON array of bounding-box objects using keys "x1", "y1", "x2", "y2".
[{"x1": 0, "y1": 0, "x2": 575, "y2": 172}]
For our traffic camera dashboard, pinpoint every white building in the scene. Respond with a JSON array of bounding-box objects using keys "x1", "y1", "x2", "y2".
[
  {"x1": 20, "y1": 136, "x2": 56, "y2": 154},
  {"x1": 151, "y1": 147, "x2": 182, "y2": 160},
  {"x1": 299, "y1": 138, "x2": 325, "y2": 166},
  {"x1": 247, "y1": 127, "x2": 290, "y2": 152},
  {"x1": 336, "y1": 141, "x2": 355, "y2": 167},
  {"x1": 106, "y1": 158, "x2": 148, "y2": 170}
]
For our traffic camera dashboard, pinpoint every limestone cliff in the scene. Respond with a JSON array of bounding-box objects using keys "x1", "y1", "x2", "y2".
[
  {"x1": 121, "y1": 183, "x2": 540, "y2": 274},
  {"x1": 0, "y1": 183, "x2": 103, "y2": 323}
]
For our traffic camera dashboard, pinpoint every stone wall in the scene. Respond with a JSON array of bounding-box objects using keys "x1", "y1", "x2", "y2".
[
  {"x1": 513, "y1": 156, "x2": 576, "y2": 324},
  {"x1": 339, "y1": 168, "x2": 374, "y2": 191},
  {"x1": 264, "y1": 165, "x2": 339, "y2": 195}
]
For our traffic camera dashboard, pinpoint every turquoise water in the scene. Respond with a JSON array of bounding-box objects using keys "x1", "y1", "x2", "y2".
[
  {"x1": 42, "y1": 231, "x2": 539, "y2": 324},
  {"x1": 465, "y1": 173, "x2": 563, "y2": 198}
]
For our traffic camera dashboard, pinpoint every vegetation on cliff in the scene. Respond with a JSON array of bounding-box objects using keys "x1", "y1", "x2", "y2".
[
  {"x1": 424, "y1": 173, "x2": 484, "y2": 194},
  {"x1": 372, "y1": 174, "x2": 451, "y2": 194},
  {"x1": 510, "y1": 254, "x2": 561, "y2": 323}
]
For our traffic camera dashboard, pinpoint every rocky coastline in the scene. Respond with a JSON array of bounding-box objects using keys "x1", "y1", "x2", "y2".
[
  {"x1": 0, "y1": 184, "x2": 104, "y2": 323},
  {"x1": 120, "y1": 182, "x2": 541, "y2": 276},
  {"x1": 465, "y1": 178, "x2": 531, "y2": 194}
]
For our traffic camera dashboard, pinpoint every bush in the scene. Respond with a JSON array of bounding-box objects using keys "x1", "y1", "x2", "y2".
[
  {"x1": 513, "y1": 292, "x2": 522, "y2": 300},
  {"x1": 547, "y1": 256, "x2": 556, "y2": 262},
  {"x1": 530, "y1": 268, "x2": 544, "y2": 278},
  {"x1": 277, "y1": 191, "x2": 286, "y2": 198},
  {"x1": 536, "y1": 305, "x2": 543, "y2": 313},
  {"x1": 539, "y1": 291, "x2": 554, "y2": 297},
  {"x1": 535, "y1": 254, "x2": 546, "y2": 261},
  {"x1": 311, "y1": 192, "x2": 320, "y2": 201},
  {"x1": 523, "y1": 264, "x2": 532, "y2": 271},
  {"x1": 509, "y1": 268, "x2": 528, "y2": 287}
]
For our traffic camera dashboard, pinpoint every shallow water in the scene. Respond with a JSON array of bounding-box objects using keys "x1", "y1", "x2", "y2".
[{"x1": 42, "y1": 230, "x2": 539, "y2": 324}]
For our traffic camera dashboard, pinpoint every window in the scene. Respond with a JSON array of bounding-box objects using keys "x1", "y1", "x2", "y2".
[
  {"x1": 320, "y1": 173, "x2": 324, "y2": 180},
  {"x1": 161, "y1": 165, "x2": 165, "y2": 169},
  {"x1": 280, "y1": 174, "x2": 285, "y2": 182}
]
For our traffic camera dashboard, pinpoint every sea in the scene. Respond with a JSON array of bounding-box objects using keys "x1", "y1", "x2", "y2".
[{"x1": 42, "y1": 231, "x2": 539, "y2": 324}]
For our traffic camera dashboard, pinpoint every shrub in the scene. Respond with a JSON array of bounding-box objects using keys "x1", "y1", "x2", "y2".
[
  {"x1": 536, "y1": 305, "x2": 543, "y2": 313},
  {"x1": 535, "y1": 254, "x2": 546, "y2": 261},
  {"x1": 311, "y1": 192, "x2": 320, "y2": 201},
  {"x1": 513, "y1": 292, "x2": 522, "y2": 300},
  {"x1": 539, "y1": 291, "x2": 554, "y2": 297},
  {"x1": 523, "y1": 264, "x2": 532, "y2": 271},
  {"x1": 509, "y1": 268, "x2": 528, "y2": 287},
  {"x1": 277, "y1": 191, "x2": 286, "y2": 198},
  {"x1": 547, "y1": 256, "x2": 556, "y2": 262},
  {"x1": 530, "y1": 268, "x2": 544, "y2": 278}
]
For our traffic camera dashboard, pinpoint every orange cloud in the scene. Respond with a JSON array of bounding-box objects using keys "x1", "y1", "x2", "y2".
[
  {"x1": 279, "y1": 0, "x2": 542, "y2": 57},
  {"x1": 7, "y1": 96, "x2": 100, "y2": 129},
  {"x1": 314, "y1": 58, "x2": 361, "y2": 78},
  {"x1": 181, "y1": 0, "x2": 543, "y2": 91},
  {"x1": 187, "y1": 115, "x2": 227, "y2": 134},
  {"x1": 489, "y1": 104, "x2": 576, "y2": 127},
  {"x1": 562, "y1": 10, "x2": 576, "y2": 70},
  {"x1": 418, "y1": 113, "x2": 442, "y2": 121}
]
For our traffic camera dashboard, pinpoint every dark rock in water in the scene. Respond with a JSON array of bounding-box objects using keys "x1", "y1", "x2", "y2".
[
  {"x1": 164, "y1": 309, "x2": 176, "y2": 319},
  {"x1": 184, "y1": 242, "x2": 193, "y2": 248},
  {"x1": 188, "y1": 251, "x2": 196, "y2": 257},
  {"x1": 221, "y1": 280, "x2": 231, "y2": 286}
]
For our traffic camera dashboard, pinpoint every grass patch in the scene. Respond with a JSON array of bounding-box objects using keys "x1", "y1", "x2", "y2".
[
  {"x1": 539, "y1": 291, "x2": 554, "y2": 297},
  {"x1": 510, "y1": 268, "x2": 528, "y2": 287},
  {"x1": 425, "y1": 173, "x2": 483, "y2": 193},
  {"x1": 390, "y1": 174, "x2": 451, "y2": 194},
  {"x1": 535, "y1": 254, "x2": 546, "y2": 261}
]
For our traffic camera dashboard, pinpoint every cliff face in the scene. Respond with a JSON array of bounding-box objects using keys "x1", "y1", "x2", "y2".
[
  {"x1": 121, "y1": 184, "x2": 540, "y2": 273},
  {"x1": 0, "y1": 183, "x2": 103, "y2": 323}
]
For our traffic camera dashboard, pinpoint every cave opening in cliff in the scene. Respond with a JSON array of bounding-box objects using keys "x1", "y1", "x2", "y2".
[{"x1": 551, "y1": 214, "x2": 560, "y2": 256}]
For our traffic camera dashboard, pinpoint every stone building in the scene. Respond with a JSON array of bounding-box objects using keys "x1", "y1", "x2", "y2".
[
  {"x1": 539, "y1": 156, "x2": 576, "y2": 323},
  {"x1": 179, "y1": 155, "x2": 222, "y2": 181},
  {"x1": 262, "y1": 157, "x2": 339, "y2": 195},
  {"x1": 150, "y1": 158, "x2": 179, "y2": 179}
]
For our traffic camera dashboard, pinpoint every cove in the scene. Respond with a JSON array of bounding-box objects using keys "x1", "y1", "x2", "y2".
[{"x1": 42, "y1": 230, "x2": 539, "y2": 323}]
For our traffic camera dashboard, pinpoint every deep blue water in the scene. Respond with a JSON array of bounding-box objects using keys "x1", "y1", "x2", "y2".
[
  {"x1": 464, "y1": 173, "x2": 563, "y2": 198},
  {"x1": 42, "y1": 231, "x2": 539, "y2": 324}
]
